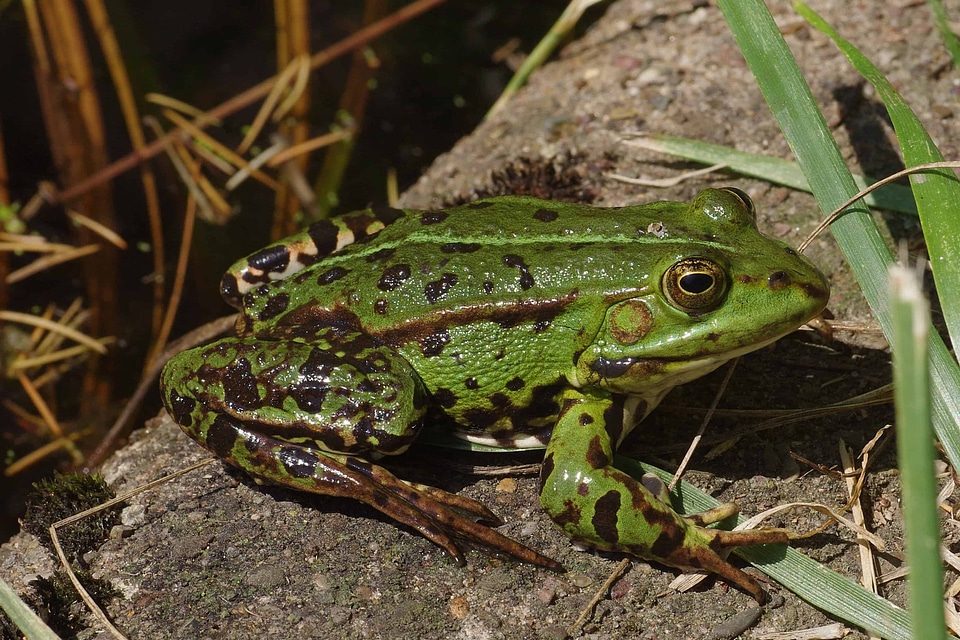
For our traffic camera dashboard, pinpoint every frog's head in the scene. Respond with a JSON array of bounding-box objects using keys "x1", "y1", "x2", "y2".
[{"x1": 574, "y1": 187, "x2": 829, "y2": 407}]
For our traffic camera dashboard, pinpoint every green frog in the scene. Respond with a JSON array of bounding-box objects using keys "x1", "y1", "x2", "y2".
[{"x1": 161, "y1": 187, "x2": 828, "y2": 602}]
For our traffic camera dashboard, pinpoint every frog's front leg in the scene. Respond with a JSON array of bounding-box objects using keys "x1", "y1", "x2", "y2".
[
  {"x1": 161, "y1": 333, "x2": 561, "y2": 571},
  {"x1": 539, "y1": 388, "x2": 788, "y2": 602}
]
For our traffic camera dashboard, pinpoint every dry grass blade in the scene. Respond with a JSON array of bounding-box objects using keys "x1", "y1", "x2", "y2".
[
  {"x1": 83, "y1": 0, "x2": 165, "y2": 341},
  {"x1": 236, "y1": 54, "x2": 309, "y2": 155},
  {"x1": 162, "y1": 107, "x2": 281, "y2": 190},
  {"x1": 6, "y1": 243, "x2": 101, "y2": 284},
  {"x1": 143, "y1": 117, "x2": 222, "y2": 224},
  {"x1": 10, "y1": 339, "x2": 114, "y2": 372},
  {"x1": 4, "y1": 430, "x2": 88, "y2": 476},
  {"x1": 65, "y1": 210, "x2": 127, "y2": 249},
  {"x1": 149, "y1": 193, "x2": 197, "y2": 364},
  {"x1": 0, "y1": 240, "x2": 76, "y2": 252},
  {"x1": 754, "y1": 623, "x2": 848, "y2": 640},
  {"x1": 605, "y1": 163, "x2": 728, "y2": 188},
  {"x1": 29, "y1": 1, "x2": 119, "y2": 413},
  {"x1": 15, "y1": 372, "x2": 62, "y2": 438},
  {"x1": 0, "y1": 310, "x2": 107, "y2": 354},
  {"x1": 48, "y1": 523, "x2": 127, "y2": 639},
  {"x1": 145, "y1": 93, "x2": 215, "y2": 121},
  {"x1": 266, "y1": 129, "x2": 355, "y2": 167},
  {"x1": 839, "y1": 441, "x2": 878, "y2": 597},
  {"x1": 798, "y1": 160, "x2": 960, "y2": 252},
  {"x1": 53, "y1": 0, "x2": 447, "y2": 206}
]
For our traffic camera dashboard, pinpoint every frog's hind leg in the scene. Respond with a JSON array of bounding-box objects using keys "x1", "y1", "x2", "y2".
[
  {"x1": 539, "y1": 388, "x2": 787, "y2": 603},
  {"x1": 184, "y1": 412, "x2": 562, "y2": 571},
  {"x1": 161, "y1": 333, "x2": 561, "y2": 571}
]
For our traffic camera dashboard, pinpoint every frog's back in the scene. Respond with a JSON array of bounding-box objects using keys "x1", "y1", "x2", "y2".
[{"x1": 229, "y1": 196, "x2": 694, "y2": 339}]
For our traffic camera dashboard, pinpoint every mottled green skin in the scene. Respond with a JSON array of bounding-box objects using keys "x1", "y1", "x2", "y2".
[{"x1": 161, "y1": 188, "x2": 829, "y2": 601}]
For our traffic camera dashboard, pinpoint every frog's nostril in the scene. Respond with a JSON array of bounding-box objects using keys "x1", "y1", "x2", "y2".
[{"x1": 768, "y1": 271, "x2": 791, "y2": 290}]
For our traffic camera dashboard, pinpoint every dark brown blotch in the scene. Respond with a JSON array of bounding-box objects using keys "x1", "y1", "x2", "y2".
[
  {"x1": 767, "y1": 270, "x2": 791, "y2": 291},
  {"x1": 207, "y1": 415, "x2": 240, "y2": 459},
  {"x1": 424, "y1": 273, "x2": 458, "y2": 304},
  {"x1": 602, "y1": 398, "x2": 626, "y2": 449},
  {"x1": 539, "y1": 452, "x2": 555, "y2": 491},
  {"x1": 220, "y1": 358, "x2": 264, "y2": 411},
  {"x1": 440, "y1": 242, "x2": 481, "y2": 254},
  {"x1": 432, "y1": 387, "x2": 457, "y2": 408},
  {"x1": 420, "y1": 211, "x2": 449, "y2": 225},
  {"x1": 377, "y1": 264, "x2": 412, "y2": 291},
  {"x1": 220, "y1": 274, "x2": 241, "y2": 307},
  {"x1": 551, "y1": 499, "x2": 582, "y2": 528},
  {"x1": 166, "y1": 391, "x2": 197, "y2": 428},
  {"x1": 246, "y1": 244, "x2": 290, "y2": 278},
  {"x1": 258, "y1": 293, "x2": 291, "y2": 322},
  {"x1": 533, "y1": 208, "x2": 559, "y2": 222},
  {"x1": 505, "y1": 377, "x2": 525, "y2": 391},
  {"x1": 502, "y1": 254, "x2": 535, "y2": 290},
  {"x1": 585, "y1": 435, "x2": 610, "y2": 469},
  {"x1": 371, "y1": 206, "x2": 405, "y2": 226},
  {"x1": 317, "y1": 266, "x2": 349, "y2": 286},
  {"x1": 373, "y1": 298, "x2": 388, "y2": 315},
  {"x1": 592, "y1": 491, "x2": 621, "y2": 545},
  {"x1": 289, "y1": 381, "x2": 328, "y2": 413},
  {"x1": 365, "y1": 247, "x2": 397, "y2": 263},
  {"x1": 420, "y1": 329, "x2": 451, "y2": 357}
]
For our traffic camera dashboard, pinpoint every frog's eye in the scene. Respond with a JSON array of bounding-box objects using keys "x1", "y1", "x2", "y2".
[
  {"x1": 721, "y1": 187, "x2": 755, "y2": 216},
  {"x1": 662, "y1": 258, "x2": 727, "y2": 313}
]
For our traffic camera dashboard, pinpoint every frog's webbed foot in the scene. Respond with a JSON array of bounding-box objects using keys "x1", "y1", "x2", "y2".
[{"x1": 208, "y1": 418, "x2": 562, "y2": 572}]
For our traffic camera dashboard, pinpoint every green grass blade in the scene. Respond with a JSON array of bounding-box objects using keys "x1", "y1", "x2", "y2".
[
  {"x1": 486, "y1": 0, "x2": 605, "y2": 118},
  {"x1": 626, "y1": 134, "x2": 918, "y2": 214},
  {"x1": 618, "y1": 458, "x2": 912, "y2": 640},
  {"x1": 797, "y1": 1, "x2": 960, "y2": 369},
  {"x1": 927, "y1": 0, "x2": 960, "y2": 71},
  {"x1": 0, "y1": 575, "x2": 60, "y2": 640},
  {"x1": 891, "y1": 265, "x2": 946, "y2": 639},
  {"x1": 714, "y1": 0, "x2": 960, "y2": 483}
]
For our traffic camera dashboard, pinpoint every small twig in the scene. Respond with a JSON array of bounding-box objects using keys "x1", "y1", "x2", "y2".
[
  {"x1": 567, "y1": 558, "x2": 630, "y2": 634},
  {"x1": 669, "y1": 358, "x2": 738, "y2": 490}
]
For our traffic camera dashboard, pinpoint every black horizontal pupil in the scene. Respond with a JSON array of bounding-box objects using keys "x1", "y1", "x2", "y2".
[{"x1": 679, "y1": 272, "x2": 713, "y2": 294}]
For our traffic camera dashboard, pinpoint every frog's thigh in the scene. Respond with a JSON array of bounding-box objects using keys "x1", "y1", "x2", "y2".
[{"x1": 162, "y1": 335, "x2": 428, "y2": 456}]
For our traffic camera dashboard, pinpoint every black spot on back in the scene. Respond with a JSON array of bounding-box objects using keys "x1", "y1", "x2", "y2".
[{"x1": 378, "y1": 264, "x2": 411, "y2": 291}]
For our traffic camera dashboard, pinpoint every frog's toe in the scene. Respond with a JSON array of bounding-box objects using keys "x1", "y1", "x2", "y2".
[{"x1": 405, "y1": 481, "x2": 503, "y2": 525}]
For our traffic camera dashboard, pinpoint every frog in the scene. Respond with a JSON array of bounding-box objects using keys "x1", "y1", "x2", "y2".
[{"x1": 161, "y1": 187, "x2": 829, "y2": 602}]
